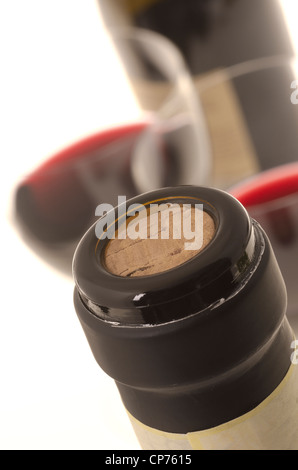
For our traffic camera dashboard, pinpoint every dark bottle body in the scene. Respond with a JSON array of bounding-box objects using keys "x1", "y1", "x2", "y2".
[
  {"x1": 73, "y1": 186, "x2": 298, "y2": 449},
  {"x1": 99, "y1": 0, "x2": 294, "y2": 75}
]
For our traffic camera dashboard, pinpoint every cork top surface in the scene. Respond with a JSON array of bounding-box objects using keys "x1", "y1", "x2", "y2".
[{"x1": 104, "y1": 205, "x2": 216, "y2": 278}]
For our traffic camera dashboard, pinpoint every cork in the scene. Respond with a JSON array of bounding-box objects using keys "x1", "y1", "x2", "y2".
[{"x1": 104, "y1": 205, "x2": 216, "y2": 277}]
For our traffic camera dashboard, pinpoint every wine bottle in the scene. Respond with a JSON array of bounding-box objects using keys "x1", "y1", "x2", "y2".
[
  {"x1": 98, "y1": 0, "x2": 298, "y2": 178},
  {"x1": 98, "y1": 0, "x2": 294, "y2": 75}
]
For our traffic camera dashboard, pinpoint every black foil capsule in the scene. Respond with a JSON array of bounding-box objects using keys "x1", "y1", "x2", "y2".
[{"x1": 73, "y1": 186, "x2": 294, "y2": 441}]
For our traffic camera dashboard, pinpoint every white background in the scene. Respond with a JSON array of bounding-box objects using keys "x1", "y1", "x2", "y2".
[{"x1": 0, "y1": 0, "x2": 141, "y2": 450}]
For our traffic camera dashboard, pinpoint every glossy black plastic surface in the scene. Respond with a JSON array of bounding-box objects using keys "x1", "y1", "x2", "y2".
[
  {"x1": 73, "y1": 186, "x2": 254, "y2": 324},
  {"x1": 73, "y1": 186, "x2": 292, "y2": 433}
]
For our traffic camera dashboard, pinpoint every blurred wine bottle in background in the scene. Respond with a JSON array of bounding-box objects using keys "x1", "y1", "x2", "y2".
[
  {"x1": 98, "y1": 0, "x2": 298, "y2": 181},
  {"x1": 98, "y1": 0, "x2": 293, "y2": 75}
]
